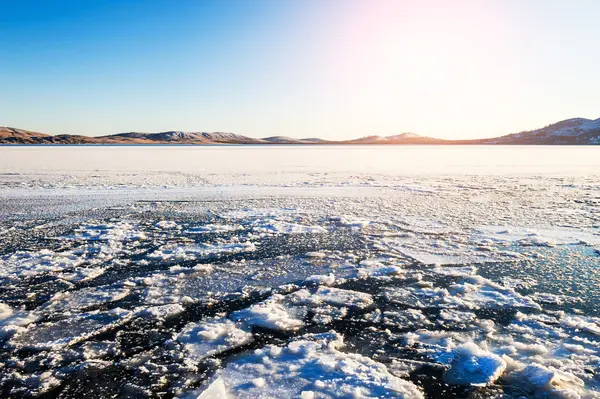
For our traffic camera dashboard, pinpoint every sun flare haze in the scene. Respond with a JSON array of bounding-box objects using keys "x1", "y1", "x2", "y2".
[{"x1": 1, "y1": 0, "x2": 599, "y2": 139}]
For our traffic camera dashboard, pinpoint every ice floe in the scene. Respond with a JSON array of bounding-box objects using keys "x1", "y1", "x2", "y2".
[
  {"x1": 177, "y1": 316, "x2": 253, "y2": 362},
  {"x1": 443, "y1": 343, "x2": 507, "y2": 386},
  {"x1": 193, "y1": 332, "x2": 424, "y2": 398},
  {"x1": 230, "y1": 294, "x2": 307, "y2": 332},
  {"x1": 8, "y1": 308, "x2": 131, "y2": 350}
]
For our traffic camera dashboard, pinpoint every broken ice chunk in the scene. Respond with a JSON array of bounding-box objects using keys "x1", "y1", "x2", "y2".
[
  {"x1": 231, "y1": 294, "x2": 307, "y2": 332},
  {"x1": 309, "y1": 287, "x2": 374, "y2": 309},
  {"x1": 192, "y1": 331, "x2": 423, "y2": 398},
  {"x1": 177, "y1": 316, "x2": 253, "y2": 362},
  {"x1": 443, "y1": 343, "x2": 507, "y2": 386}
]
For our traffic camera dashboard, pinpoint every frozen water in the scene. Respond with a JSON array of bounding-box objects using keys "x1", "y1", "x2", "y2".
[
  {"x1": 230, "y1": 294, "x2": 308, "y2": 332},
  {"x1": 192, "y1": 332, "x2": 424, "y2": 398},
  {"x1": 177, "y1": 316, "x2": 253, "y2": 361},
  {"x1": 443, "y1": 343, "x2": 507, "y2": 386},
  {"x1": 1, "y1": 146, "x2": 600, "y2": 398}
]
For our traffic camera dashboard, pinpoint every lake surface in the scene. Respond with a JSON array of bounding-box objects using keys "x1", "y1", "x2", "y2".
[
  {"x1": 2, "y1": 145, "x2": 600, "y2": 176},
  {"x1": 0, "y1": 145, "x2": 599, "y2": 398}
]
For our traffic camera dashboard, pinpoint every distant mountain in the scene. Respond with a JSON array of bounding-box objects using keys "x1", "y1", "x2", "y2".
[
  {"x1": 104, "y1": 131, "x2": 262, "y2": 144},
  {"x1": 1, "y1": 117, "x2": 599, "y2": 145},
  {"x1": 299, "y1": 137, "x2": 328, "y2": 143},
  {"x1": 347, "y1": 133, "x2": 447, "y2": 144},
  {"x1": 0, "y1": 127, "x2": 50, "y2": 143},
  {"x1": 262, "y1": 136, "x2": 333, "y2": 144},
  {"x1": 262, "y1": 136, "x2": 304, "y2": 144},
  {"x1": 484, "y1": 118, "x2": 600, "y2": 145}
]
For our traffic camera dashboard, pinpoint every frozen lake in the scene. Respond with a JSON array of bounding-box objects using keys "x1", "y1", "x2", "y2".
[
  {"x1": 0, "y1": 145, "x2": 599, "y2": 398},
  {"x1": 2, "y1": 145, "x2": 600, "y2": 176}
]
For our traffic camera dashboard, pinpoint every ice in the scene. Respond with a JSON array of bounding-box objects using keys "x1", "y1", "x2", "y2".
[
  {"x1": 0, "y1": 303, "x2": 41, "y2": 340},
  {"x1": 194, "y1": 332, "x2": 424, "y2": 398},
  {"x1": 311, "y1": 304, "x2": 349, "y2": 324},
  {"x1": 230, "y1": 294, "x2": 307, "y2": 332},
  {"x1": 197, "y1": 378, "x2": 228, "y2": 399},
  {"x1": 384, "y1": 286, "x2": 451, "y2": 309},
  {"x1": 513, "y1": 364, "x2": 586, "y2": 398},
  {"x1": 355, "y1": 260, "x2": 404, "y2": 278},
  {"x1": 443, "y1": 343, "x2": 507, "y2": 386},
  {"x1": 40, "y1": 285, "x2": 131, "y2": 314},
  {"x1": 250, "y1": 219, "x2": 327, "y2": 235},
  {"x1": 2, "y1": 160, "x2": 600, "y2": 396},
  {"x1": 397, "y1": 249, "x2": 477, "y2": 266},
  {"x1": 433, "y1": 265, "x2": 478, "y2": 277},
  {"x1": 0, "y1": 249, "x2": 86, "y2": 280},
  {"x1": 305, "y1": 251, "x2": 327, "y2": 258},
  {"x1": 135, "y1": 303, "x2": 185, "y2": 320},
  {"x1": 303, "y1": 273, "x2": 336, "y2": 286},
  {"x1": 155, "y1": 220, "x2": 179, "y2": 229},
  {"x1": 476, "y1": 225, "x2": 600, "y2": 247},
  {"x1": 449, "y1": 276, "x2": 542, "y2": 310},
  {"x1": 0, "y1": 221, "x2": 146, "y2": 282},
  {"x1": 334, "y1": 216, "x2": 372, "y2": 229},
  {"x1": 177, "y1": 316, "x2": 253, "y2": 361},
  {"x1": 8, "y1": 309, "x2": 131, "y2": 350},
  {"x1": 559, "y1": 314, "x2": 600, "y2": 336},
  {"x1": 305, "y1": 287, "x2": 374, "y2": 309},
  {"x1": 59, "y1": 266, "x2": 106, "y2": 282},
  {"x1": 185, "y1": 224, "x2": 243, "y2": 234},
  {"x1": 149, "y1": 241, "x2": 256, "y2": 261},
  {"x1": 228, "y1": 288, "x2": 372, "y2": 333},
  {"x1": 383, "y1": 309, "x2": 432, "y2": 329},
  {"x1": 63, "y1": 222, "x2": 147, "y2": 243},
  {"x1": 531, "y1": 292, "x2": 571, "y2": 305},
  {"x1": 438, "y1": 309, "x2": 477, "y2": 328},
  {"x1": 0, "y1": 302, "x2": 12, "y2": 320}
]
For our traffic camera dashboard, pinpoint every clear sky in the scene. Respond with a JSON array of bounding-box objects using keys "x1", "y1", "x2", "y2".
[{"x1": 1, "y1": 0, "x2": 599, "y2": 139}]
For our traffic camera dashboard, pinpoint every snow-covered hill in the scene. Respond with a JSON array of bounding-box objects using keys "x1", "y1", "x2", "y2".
[
  {"x1": 489, "y1": 118, "x2": 600, "y2": 144},
  {"x1": 1, "y1": 117, "x2": 599, "y2": 144},
  {"x1": 349, "y1": 132, "x2": 446, "y2": 144}
]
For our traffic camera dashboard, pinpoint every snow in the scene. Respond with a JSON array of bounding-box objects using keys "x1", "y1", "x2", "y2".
[
  {"x1": 355, "y1": 260, "x2": 404, "y2": 278},
  {"x1": 305, "y1": 287, "x2": 374, "y2": 309},
  {"x1": 230, "y1": 294, "x2": 307, "y2": 331},
  {"x1": 304, "y1": 273, "x2": 336, "y2": 286},
  {"x1": 177, "y1": 316, "x2": 253, "y2": 361},
  {"x1": 537, "y1": 117, "x2": 600, "y2": 137},
  {"x1": 194, "y1": 332, "x2": 424, "y2": 398}
]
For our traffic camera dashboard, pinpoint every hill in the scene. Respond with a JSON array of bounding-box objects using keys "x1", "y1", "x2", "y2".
[
  {"x1": 1, "y1": 117, "x2": 599, "y2": 145},
  {"x1": 484, "y1": 118, "x2": 600, "y2": 145}
]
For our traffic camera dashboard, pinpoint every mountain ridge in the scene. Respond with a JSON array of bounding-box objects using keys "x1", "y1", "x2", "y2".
[{"x1": 1, "y1": 118, "x2": 599, "y2": 145}]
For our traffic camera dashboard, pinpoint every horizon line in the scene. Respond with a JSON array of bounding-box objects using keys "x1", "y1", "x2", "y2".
[{"x1": 2, "y1": 115, "x2": 599, "y2": 142}]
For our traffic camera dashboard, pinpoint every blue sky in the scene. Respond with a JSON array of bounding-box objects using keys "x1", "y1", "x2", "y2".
[{"x1": 1, "y1": 0, "x2": 599, "y2": 139}]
